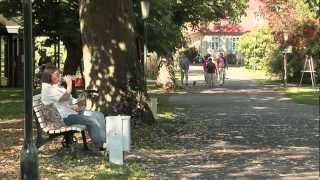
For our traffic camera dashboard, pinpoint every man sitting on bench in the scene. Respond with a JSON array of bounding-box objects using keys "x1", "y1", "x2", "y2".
[{"x1": 41, "y1": 64, "x2": 106, "y2": 151}]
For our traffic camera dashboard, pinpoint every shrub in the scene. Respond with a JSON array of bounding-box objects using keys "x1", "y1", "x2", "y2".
[{"x1": 237, "y1": 26, "x2": 277, "y2": 70}]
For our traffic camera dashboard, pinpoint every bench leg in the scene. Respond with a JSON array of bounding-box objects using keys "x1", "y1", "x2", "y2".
[
  {"x1": 81, "y1": 130, "x2": 89, "y2": 150},
  {"x1": 63, "y1": 132, "x2": 75, "y2": 148}
]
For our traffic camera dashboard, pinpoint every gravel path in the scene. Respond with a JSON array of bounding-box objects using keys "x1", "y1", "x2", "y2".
[{"x1": 129, "y1": 65, "x2": 319, "y2": 179}]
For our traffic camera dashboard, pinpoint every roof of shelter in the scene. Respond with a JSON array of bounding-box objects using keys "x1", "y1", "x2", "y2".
[{"x1": 0, "y1": 14, "x2": 21, "y2": 34}]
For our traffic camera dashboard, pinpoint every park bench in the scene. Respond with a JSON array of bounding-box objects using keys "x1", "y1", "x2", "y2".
[{"x1": 33, "y1": 94, "x2": 89, "y2": 150}]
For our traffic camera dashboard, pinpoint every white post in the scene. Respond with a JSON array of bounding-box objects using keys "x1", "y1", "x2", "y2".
[
  {"x1": 150, "y1": 97, "x2": 158, "y2": 118},
  {"x1": 121, "y1": 115, "x2": 131, "y2": 152}
]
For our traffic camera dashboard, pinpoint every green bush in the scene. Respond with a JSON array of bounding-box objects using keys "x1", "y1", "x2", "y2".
[{"x1": 237, "y1": 26, "x2": 277, "y2": 70}]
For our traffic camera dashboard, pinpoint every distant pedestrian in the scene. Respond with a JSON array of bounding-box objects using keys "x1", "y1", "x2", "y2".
[
  {"x1": 216, "y1": 52, "x2": 227, "y2": 86},
  {"x1": 203, "y1": 54, "x2": 210, "y2": 85},
  {"x1": 38, "y1": 50, "x2": 52, "y2": 76},
  {"x1": 179, "y1": 54, "x2": 190, "y2": 86},
  {"x1": 206, "y1": 58, "x2": 217, "y2": 87}
]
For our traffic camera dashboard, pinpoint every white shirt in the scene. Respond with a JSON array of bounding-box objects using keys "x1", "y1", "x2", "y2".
[{"x1": 41, "y1": 83, "x2": 78, "y2": 118}]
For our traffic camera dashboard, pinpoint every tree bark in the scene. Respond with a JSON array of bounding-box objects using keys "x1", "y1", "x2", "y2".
[
  {"x1": 62, "y1": 35, "x2": 82, "y2": 75},
  {"x1": 79, "y1": 0, "x2": 154, "y2": 123}
]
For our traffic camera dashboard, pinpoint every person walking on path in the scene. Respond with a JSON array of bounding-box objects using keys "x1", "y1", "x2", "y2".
[
  {"x1": 206, "y1": 57, "x2": 217, "y2": 87},
  {"x1": 216, "y1": 52, "x2": 227, "y2": 86},
  {"x1": 179, "y1": 53, "x2": 190, "y2": 86},
  {"x1": 38, "y1": 49, "x2": 52, "y2": 75},
  {"x1": 202, "y1": 54, "x2": 210, "y2": 85}
]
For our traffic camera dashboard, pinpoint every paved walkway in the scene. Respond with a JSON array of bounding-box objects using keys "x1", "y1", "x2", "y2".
[{"x1": 129, "y1": 65, "x2": 319, "y2": 179}]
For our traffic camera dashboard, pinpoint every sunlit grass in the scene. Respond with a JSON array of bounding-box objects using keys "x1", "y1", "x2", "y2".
[
  {"x1": 157, "y1": 112, "x2": 176, "y2": 122},
  {"x1": 240, "y1": 67, "x2": 279, "y2": 81},
  {"x1": 275, "y1": 87, "x2": 319, "y2": 106},
  {"x1": 255, "y1": 79, "x2": 282, "y2": 85},
  {"x1": 151, "y1": 95, "x2": 177, "y2": 123}
]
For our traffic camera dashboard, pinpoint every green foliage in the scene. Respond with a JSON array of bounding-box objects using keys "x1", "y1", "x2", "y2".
[
  {"x1": 1, "y1": 0, "x2": 248, "y2": 61},
  {"x1": 133, "y1": 0, "x2": 249, "y2": 56},
  {"x1": 172, "y1": 0, "x2": 248, "y2": 26},
  {"x1": 261, "y1": 0, "x2": 319, "y2": 84},
  {"x1": 304, "y1": 0, "x2": 320, "y2": 18},
  {"x1": 292, "y1": 0, "x2": 317, "y2": 19},
  {"x1": 237, "y1": 27, "x2": 277, "y2": 70},
  {"x1": 183, "y1": 47, "x2": 198, "y2": 63}
]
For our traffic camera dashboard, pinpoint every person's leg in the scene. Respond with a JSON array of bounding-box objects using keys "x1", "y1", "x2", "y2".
[
  {"x1": 203, "y1": 67, "x2": 207, "y2": 84},
  {"x1": 64, "y1": 114, "x2": 106, "y2": 148},
  {"x1": 83, "y1": 111, "x2": 106, "y2": 142},
  {"x1": 180, "y1": 70, "x2": 184, "y2": 85},
  {"x1": 222, "y1": 68, "x2": 226, "y2": 84},
  {"x1": 204, "y1": 71, "x2": 208, "y2": 84},
  {"x1": 218, "y1": 68, "x2": 223, "y2": 85},
  {"x1": 185, "y1": 69, "x2": 189, "y2": 86},
  {"x1": 208, "y1": 73, "x2": 212, "y2": 87},
  {"x1": 212, "y1": 73, "x2": 215, "y2": 87},
  {"x1": 217, "y1": 68, "x2": 220, "y2": 84}
]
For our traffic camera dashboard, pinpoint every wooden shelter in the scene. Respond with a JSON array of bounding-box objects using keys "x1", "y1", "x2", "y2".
[{"x1": 0, "y1": 15, "x2": 23, "y2": 87}]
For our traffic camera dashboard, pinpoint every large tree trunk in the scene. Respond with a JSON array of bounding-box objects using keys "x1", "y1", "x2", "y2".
[
  {"x1": 62, "y1": 35, "x2": 82, "y2": 75},
  {"x1": 79, "y1": 0, "x2": 154, "y2": 123}
]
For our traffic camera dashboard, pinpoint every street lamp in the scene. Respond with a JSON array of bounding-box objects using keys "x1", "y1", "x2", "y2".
[
  {"x1": 141, "y1": 0, "x2": 150, "y2": 90},
  {"x1": 141, "y1": 0, "x2": 150, "y2": 19},
  {"x1": 20, "y1": 0, "x2": 39, "y2": 179},
  {"x1": 283, "y1": 30, "x2": 289, "y2": 88}
]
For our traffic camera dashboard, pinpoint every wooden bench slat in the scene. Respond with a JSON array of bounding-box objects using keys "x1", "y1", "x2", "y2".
[
  {"x1": 39, "y1": 122, "x2": 46, "y2": 129},
  {"x1": 42, "y1": 127, "x2": 49, "y2": 133},
  {"x1": 54, "y1": 129, "x2": 61, "y2": 134}
]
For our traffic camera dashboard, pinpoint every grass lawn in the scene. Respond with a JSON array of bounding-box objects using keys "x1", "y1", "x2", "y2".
[
  {"x1": 275, "y1": 87, "x2": 319, "y2": 106},
  {"x1": 0, "y1": 89, "x2": 24, "y2": 118},
  {"x1": 254, "y1": 79, "x2": 319, "y2": 106}
]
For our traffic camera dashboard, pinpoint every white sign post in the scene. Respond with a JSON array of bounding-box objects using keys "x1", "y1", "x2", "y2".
[{"x1": 150, "y1": 97, "x2": 158, "y2": 119}]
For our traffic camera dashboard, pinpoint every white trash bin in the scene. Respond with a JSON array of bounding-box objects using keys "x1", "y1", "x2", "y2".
[{"x1": 106, "y1": 115, "x2": 131, "y2": 165}]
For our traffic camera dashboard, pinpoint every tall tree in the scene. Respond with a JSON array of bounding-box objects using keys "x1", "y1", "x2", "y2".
[{"x1": 79, "y1": 0, "x2": 152, "y2": 121}]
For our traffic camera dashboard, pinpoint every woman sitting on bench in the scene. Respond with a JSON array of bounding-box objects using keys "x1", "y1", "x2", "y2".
[{"x1": 41, "y1": 64, "x2": 106, "y2": 151}]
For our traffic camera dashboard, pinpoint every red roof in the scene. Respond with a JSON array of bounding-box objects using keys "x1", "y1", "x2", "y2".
[
  {"x1": 209, "y1": 20, "x2": 249, "y2": 33},
  {"x1": 185, "y1": 0, "x2": 267, "y2": 35}
]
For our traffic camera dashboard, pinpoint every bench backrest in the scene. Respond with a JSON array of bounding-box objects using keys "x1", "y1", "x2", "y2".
[
  {"x1": 33, "y1": 94, "x2": 86, "y2": 134},
  {"x1": 33, "y1": 94, "x2": 51, "y2": 132}
]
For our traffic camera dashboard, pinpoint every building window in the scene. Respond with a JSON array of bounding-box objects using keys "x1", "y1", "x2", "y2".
[
  {"x1": 227, "y1": 36, "x2": 239, "y2": 53},
  {"x1": 211, "y1": 36, "x2": 223, "y2": 52},
  {"x1": 254, "y1": 12, "x2": 264, "y2": 24}
]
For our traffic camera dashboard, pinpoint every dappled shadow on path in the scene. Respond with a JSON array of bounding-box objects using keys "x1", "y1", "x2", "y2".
[{"x1": 130, "y1": 81, "x2": 319, "y2": 179}]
